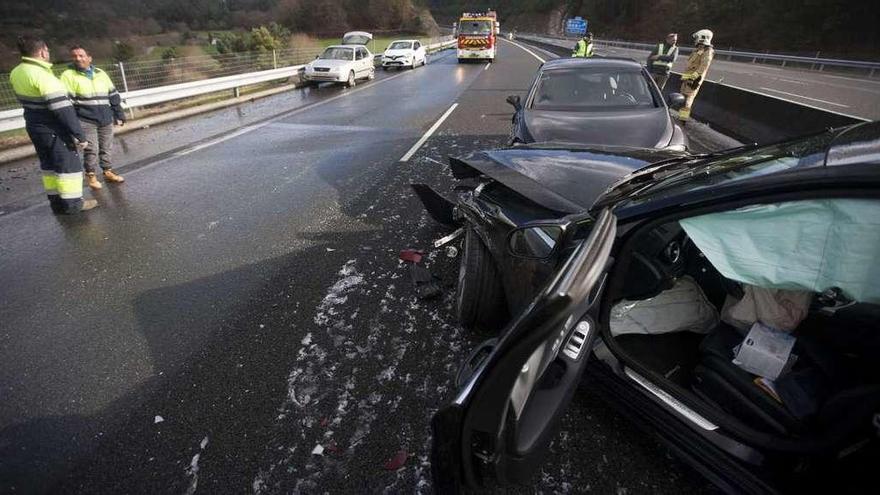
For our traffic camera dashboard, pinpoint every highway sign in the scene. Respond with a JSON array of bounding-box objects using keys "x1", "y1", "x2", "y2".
[{"x1": 565, "y1": 17, "x2": 587, "y2": 36}]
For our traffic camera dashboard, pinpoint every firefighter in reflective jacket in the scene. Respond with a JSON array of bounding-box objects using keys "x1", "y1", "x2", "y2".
[
  {"x1": 678, "y1": 29, "x2": 715, "y2": 122},
  {"x1": 61, "y1": 45, "x2": 126, "y2": 190},
  {"x1": 10, "y1": 36, "x2": 96, "y2": 214},
  {"x1": 572, "y1": 32, "x2": 595, "y2": 58}
]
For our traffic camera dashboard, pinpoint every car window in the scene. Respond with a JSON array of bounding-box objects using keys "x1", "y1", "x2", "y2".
[
  {"x1": 531, "y1": 67, "x2": 657, "y2": 111},
  {"x1": 459, "y1": 21, "x2": 492, "y2": 34},
  {"x1": 628, "y1": 132, "x2": 833, "y2": 204},
  {"x1": 389, "y1": 41, "x2": 413, "y2": 50},
  {"x1": 320, "y1": 47, "x2": 353, "y2": 61},
  {"x1": 414, "y1": 42, "x2": 421, "y2": 49}
]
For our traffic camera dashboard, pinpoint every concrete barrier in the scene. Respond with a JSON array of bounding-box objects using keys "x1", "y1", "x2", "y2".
[
  {"x1": 659, "y1": 74, "x2": 866, "y2": 143},
  {"x1": 517, "y1": 36, "x2": 869, "y2": 144}
]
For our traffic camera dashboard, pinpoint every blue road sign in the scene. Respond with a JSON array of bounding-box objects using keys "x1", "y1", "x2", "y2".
[{"x1": 565, "y1": 17, "x2": 588, "y2": 36}]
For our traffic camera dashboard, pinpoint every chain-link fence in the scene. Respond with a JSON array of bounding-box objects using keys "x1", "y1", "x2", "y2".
[
  {"x1": 0, "y1": 36, "x2": 451, "y2": 115},
  {"x1": 0, "y1": 46, "x2": 323, "y2": 112},
  {"x1": 1, "y1": 35, "x2": 454, "y2": 113}
]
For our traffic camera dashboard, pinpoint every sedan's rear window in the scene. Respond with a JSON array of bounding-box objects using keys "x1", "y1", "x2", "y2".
[
  {"x1": 531, "y1": 68, "x2": 657, "y2": 111},
  {"x1": 388, "y1": 41, "x2": 413, "y2": 50},
  {"x1": 320, "y1": 47, "x2": 353, "y2": 60}
]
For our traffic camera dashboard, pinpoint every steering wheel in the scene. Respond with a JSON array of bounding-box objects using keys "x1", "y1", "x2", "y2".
[{"x1": 617, "y1": 91, "x2": 637, "y2": 104}]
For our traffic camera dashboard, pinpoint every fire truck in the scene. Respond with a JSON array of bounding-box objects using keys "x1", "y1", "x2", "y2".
[{"x1": 456, "y1": 11, "x2": 499, "y2": 62}]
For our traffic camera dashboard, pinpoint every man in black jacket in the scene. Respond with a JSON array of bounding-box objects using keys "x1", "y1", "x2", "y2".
[{"x1": 647, "y1": 33, "x2": 679, "y2": 90}]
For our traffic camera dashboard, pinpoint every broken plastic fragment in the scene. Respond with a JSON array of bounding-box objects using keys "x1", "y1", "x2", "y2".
[
  {"x1": 154, "y1": 415, "x2": 164, "y2": 424},
  {"x1": 384, "y1": 449, "x2": 408, "y2": 471},
  {"x1": 410, "y1": 264, "x2": 442, "y2": 299},
  {"x1": 311, "y1": 444, "x2": 324, "y2": 456},
  {"x1": 399, "y1": 249, "x2": 424, "y2": 264}
]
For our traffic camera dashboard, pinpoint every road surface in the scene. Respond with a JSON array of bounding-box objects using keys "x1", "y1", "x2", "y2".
[{"x1": 1, "y1": 40, "x2": 727, "y2": 493}]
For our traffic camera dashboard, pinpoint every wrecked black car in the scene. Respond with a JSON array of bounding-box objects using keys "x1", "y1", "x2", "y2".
[
  {"x1": 427, "y1": 122, "x2": 880, "y2": 493},
  {"x1": 413, "y1": 143, "x2": 689, "y2": 330}
]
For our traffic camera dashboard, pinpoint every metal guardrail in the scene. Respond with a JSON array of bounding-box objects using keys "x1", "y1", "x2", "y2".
[
  {"x1": 0, "y1": 38, "x2": 456, "y2": 134},
  {"x1": 519, "y1": 33, "x2": 880, "y2": 75}
]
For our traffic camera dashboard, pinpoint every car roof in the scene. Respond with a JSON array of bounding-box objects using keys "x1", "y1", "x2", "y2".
[
  {"x1": 325, "y1": 45, "x2": 355, "y2": 50},
  {"x1": 389, "y1": 39, "x2": 418, "y2": 43},
  {"x1": 541, "y1": 57, "x2": 644, "y2": 70}
]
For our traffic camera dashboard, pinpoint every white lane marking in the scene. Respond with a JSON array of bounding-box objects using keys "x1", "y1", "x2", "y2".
[
  {"x1": 484, "y1": 62, "x2": 492, "y2": 71},
  {"x1": 758, "y1": 87, "x2": 850, "y2": 108},
  {"x1": 719, "y1": 80, "x2": 868, "y2": 121},
  {"x1": 175, "y1": 126, "x2": 259, "y2": 156},
  {"x1": 820, "y1": 73, "x2": 880, "y2": 85},
  {"x1": 777, "y1": 77, "x2": 807, "y2": 85},
  {"x1": 399, "y1": 103, "x2": 458, "y2": 162},
  {"x1": 500, "y1": 38, "x2": 545, "y2": 63}
]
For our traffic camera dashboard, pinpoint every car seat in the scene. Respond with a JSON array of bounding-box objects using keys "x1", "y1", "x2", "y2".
[{"x1": 693, "y1": 306, "x2": 880, "y2": 444}]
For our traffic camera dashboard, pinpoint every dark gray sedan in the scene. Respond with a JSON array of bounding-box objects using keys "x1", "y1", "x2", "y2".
[{"x1": 506, "y1": 57, "x2": 687, "y2": 150}]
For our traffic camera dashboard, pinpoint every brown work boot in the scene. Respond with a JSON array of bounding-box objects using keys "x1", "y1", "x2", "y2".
[
  {"x1": 85, "y1": 172, "x2": 103, "y2": 190},
  {"x1": 81, "y1": 199, "x2": 99, "y2": 211},
  {"x1": 103, "y1": 169, "x2": 125, "y2": 183}
]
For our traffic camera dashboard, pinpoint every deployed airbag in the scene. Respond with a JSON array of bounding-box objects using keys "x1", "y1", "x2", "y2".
[
  {"x1": 611, "y1": 276, "x2": 719, "y2": 336},
  {"x1": 680, "y1": 199, "x2": 880, "y2": 303}
]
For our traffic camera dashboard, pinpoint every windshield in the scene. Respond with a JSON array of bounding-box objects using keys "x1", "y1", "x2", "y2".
[
  {"x1": 531, "y1": 68, "x2": 657, "y2": 111},
  {"x1": 459, "y1": 20, "x2": 493, "y2": 35},
  {"x1": 626, "y1": 131, "x2": 834, "y2": 204},
  {"x1": 388, "y1": 41, "x2": 413, "y2": 50},
  {"x1": 319, "y1": 47, "x2": 353, "y2": 61}
]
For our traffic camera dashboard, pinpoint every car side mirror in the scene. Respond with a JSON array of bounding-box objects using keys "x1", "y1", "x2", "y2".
[
  {"x1": 506, "y1": 95, "x2": 522, "y2": 110},
  {"x1": 667, "y1": 92, "x2": 686, "y2": 110},
  {"x1": 508, "y1": 224, "x2": 564, "y2": 259},
  {"x1": 315, "y1": 55, "x2": 319, "y2": 59}
]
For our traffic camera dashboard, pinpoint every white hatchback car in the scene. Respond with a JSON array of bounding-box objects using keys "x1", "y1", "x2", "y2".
[
  {"x1": 381, "y1": 40, "x2": 427, "y2": 70},
  {"x1": 304, "y1": 32, "x2": 375, "y2": 87}
]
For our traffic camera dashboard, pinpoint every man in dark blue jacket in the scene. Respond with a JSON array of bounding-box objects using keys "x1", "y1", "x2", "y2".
[{"x1": 61, "y1": 45, "x2": 126, "y2": 190}]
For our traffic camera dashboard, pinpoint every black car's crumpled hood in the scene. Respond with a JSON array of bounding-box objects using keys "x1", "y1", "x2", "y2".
[
  {"x1": 524, "y1": 108, "x2": 673, "y2": 148},
  {"x1": 451, "y1": 146, "x2": 685, "y2": 214}
]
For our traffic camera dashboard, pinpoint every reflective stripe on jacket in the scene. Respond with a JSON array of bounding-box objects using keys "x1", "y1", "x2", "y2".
[
  {"x1": 649, "y1": 42, "x2": 678, "y2": 73},
  {"x1": 60, "y1": 66, "x2": 125, "y2": 126},
  {"x1": 10, "y1": 57, "x2": 84, "y2": 142}
]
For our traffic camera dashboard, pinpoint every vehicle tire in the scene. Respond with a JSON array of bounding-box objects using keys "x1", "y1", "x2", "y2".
[
  {"x1": 382, "y1": 66, "x2": 389, "y2": 71},
  {"x1": 457, "y1": 228, "x2": 508, "y2": 332},
  {"x1": 346, "y1": 71, "x2": 356, "y2": 88}
]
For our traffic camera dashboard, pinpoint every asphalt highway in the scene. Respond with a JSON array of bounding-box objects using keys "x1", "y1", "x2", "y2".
[{"x1": 1, "y1": 41, "x2": 728, "y2": 493}]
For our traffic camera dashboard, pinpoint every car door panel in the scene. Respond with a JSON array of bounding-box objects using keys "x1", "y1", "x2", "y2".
[{"x1": 432, "y1": 208, "x2": 617, "y2": 491}]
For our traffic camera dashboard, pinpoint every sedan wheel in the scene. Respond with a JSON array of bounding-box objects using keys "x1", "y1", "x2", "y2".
[
  {"x1": 346, "y1": 71, "x2": 356, "y2": 88},
  {"x1": 456, "y1": 228, "x2": 508, "y2": 332}
]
